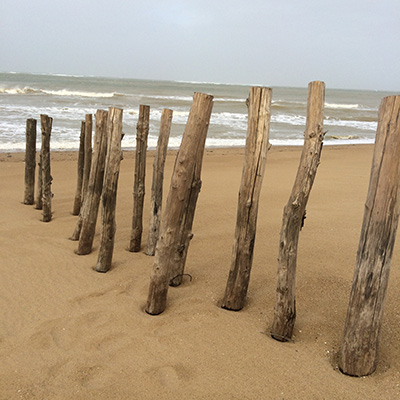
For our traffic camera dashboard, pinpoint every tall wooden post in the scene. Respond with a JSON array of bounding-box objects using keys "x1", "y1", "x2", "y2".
[
  {"x1": 72, "y1": 121, "x2": 86, "y2": 215},
  {"x1": 339, "y1": 96, "x2": 400, "y2": 377},
  {"x1": 146, "y1": 92, "x2": 213, "y2": 315},
  {"x1": 95, "y1": 108, "x2": 123, "y2": 273},
  {"x1": 35, "y1": 142, "x2": 43, "y2": 210},
  {"x1": 129, "y1": 105, "x2": 150, "y2": 252},
  {"x1": 40, "y1": 114, "x2": 53, "y2": 223},
  {"x1": 271, "y1": 81, "x2": 325, "y2": 342},
  {"x1": 72, "y1": 110, "x2": 108, "y2": 253},
  {"x1": 146, "y1": 108, "x2": 173, "y2": 256},
  {"x1": 81, "y1": 114, "x2": 93, "y2": 205},
  {"x1": 24, "y1": 118, "x2": 37, "y2": 205},
  {"x1": 221, "y1": 87, "x2": 272, "y2": 309}
]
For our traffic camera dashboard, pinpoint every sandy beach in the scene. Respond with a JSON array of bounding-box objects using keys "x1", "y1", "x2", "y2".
[{"x1": 1, "y1": 144, "x2": 400, "y2": 399}]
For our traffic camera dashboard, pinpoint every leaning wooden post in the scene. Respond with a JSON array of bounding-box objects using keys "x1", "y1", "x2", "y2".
[
  {"x1": 23, "y1": 118, "x2": 37, "y2": 205},
  {"x1": 221, "y1": 87, "x2": 272, "y2": 309},
  {"x1": 271, "y1": 81, "x2": 325, "y2": 342},
  {"x1": 129, "y1": 105, "x2": 150, "y2": 252},
  {"x1": 146, "y1": 93, "x2": 213, "y2": 315},
  {"x1": 339, "y1": 96, "x2": 400, "y2": 377},
  {"x1": 72, "y1": 110, "x2": 108, "y2": 252},
  {"x1": 81, "y1": 114, "x2": 93, "y2": 205},
  {"x1": 40, "y1": 114, "x2": 53, "y2": 222},
  {"x1": 72, "y1": 121, "x2": 86, "y2": 215},
  {"x1": 169, "y1": 98, "x2": 214, "y2": 287},
  {"x1": 95, "y1": 108, "x2": 123, "y2": 273},
  {"x1": 145, "y1": 109, "x2": 173, "y2": 256}
]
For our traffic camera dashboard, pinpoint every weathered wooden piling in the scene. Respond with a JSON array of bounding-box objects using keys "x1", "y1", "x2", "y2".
[
  {"x1": 34, "y1": 145, "x2": 43, "y2": 210},
  {"x1": 129, "y1": 105, "x2": 150, "y2": 252},
  {"x1": 271, "y1": 81, "x2": 325, "y2": 342},
  {"x1": 72, "y1": 121, "x2": 86, "y2": 215},
  {"x1": 95, "y1": 108, "x2": 123, "y2": 273},
  {"x1": 40, "y1": 114, "x2": 53, "y2": 222},
  {"x1": 145, "y1": 108, "x2": 173, "y2": 256},
  {"x1": 72, "y1": 110, "x2": 108, "y2": 253},
  {"x1": 146, "y1": 92, "x2": 213, "y2": 315},
  {"x1": 23, "y1": 118, "x2": 37, "y2": 205},
  {"x1": 339, "y1": 95, "x2": 400, "y2": 377},
  {"x1": 81, "y1": 114, "x2": 92, "y2": 205},
  {"x1": 221, "y1": 86, "x2": 272, "y2": 310}
]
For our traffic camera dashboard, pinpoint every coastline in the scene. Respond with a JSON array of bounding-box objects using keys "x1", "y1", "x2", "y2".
[{"x1": 1, "y1": 143, "x2": 400, "y2": 399}]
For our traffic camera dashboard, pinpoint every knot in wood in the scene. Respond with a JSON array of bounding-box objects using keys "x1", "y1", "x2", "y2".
[{"x1": 291, "y1": 199, "x2": 300, "y2": 208}]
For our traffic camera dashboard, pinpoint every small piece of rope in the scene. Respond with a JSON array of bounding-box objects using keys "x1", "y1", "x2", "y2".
[
  {"x1": 170, "y1": 273, "x2": 193, "y2": 285},
  {"x1": 263, "y1": 331, "x2": 295, "y2": 343}
]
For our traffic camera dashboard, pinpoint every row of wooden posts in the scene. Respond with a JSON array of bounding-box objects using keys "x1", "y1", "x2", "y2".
[{"x1": 23, "y1": 83, "x2": 400, "y2": 378}]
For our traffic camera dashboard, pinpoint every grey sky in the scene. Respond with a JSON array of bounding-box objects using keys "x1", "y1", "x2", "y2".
[{"x1": 1, "y1": 0, "x2": 399, "y2": 90}]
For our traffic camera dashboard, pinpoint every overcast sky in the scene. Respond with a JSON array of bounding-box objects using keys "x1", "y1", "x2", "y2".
[{"x1": 1, "y1": 0, "x2": 399, "y2": 91}]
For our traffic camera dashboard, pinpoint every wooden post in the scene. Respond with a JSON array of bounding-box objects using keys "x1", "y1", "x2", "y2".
[
  {"x1": 24, "y1": 118, "x2": 37, "y2": 205},
  {"x1": 145, "y1": 92, "x2": 213, "y2": 315},
  {"x1": 145, "y1": 108, "x2": 173, "y2": 256},
  {"x1": 169, "y1": 98, "x2": 214, "y2": 287},
  {"x1": 40, "y1": 114, "x2": 53, "y2": 222},
  {"x1": 35, "y1": 141, "x2": 43, "y2": 210},
  {"x1": 339, "y1": 96, "x2": 400, "y2": 377},
  {"x1": 81, "y1": 114, "x2": 92, "y2": 205},
  {"x1": 129, "y1": 105, "x2": 150, "y2": 252},
  {"x1": 72, "y1": 121, "x2": 86, "y2": 215},
  {"x1": 95, "y1": 107, "x2": 123, "y2": 273},
  {"x1": 221, "y1": 87, "x2": 272, "y2": 309},
  {"x1": 72, "y1": 110, "x2": 108, "y2": 253},
  {"x1": 271, "y1": 81, "x2": 325, "y2": 342}
]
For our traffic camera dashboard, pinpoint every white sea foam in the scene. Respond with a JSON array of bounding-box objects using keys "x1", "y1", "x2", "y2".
[
  {"x1": 42, "y1": 89, "x2": 121, "y2": 98},
  {"x1": 0, "y1": 86, "x2": 122, "y2": 98},
  {"x1": 325, "y1": 102, "x2": 360, "y2": 109}
]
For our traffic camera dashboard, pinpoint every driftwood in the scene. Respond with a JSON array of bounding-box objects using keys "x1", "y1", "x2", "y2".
[
  {"x1": 146, "y1": 92, "x2": 213, "y2": 315},
  {"x1": 81, "y1": 114, "x2": 92, "y2": 205},
  {"x1": 145, "y1": 108, "x2": 173, "y2": 256},
  {"x1": 129, "y1": 105, "x2": 150, "y2": 252},
  {"x1": 72, "y1": 121, "x2": 86, "y2": 215},
  {"x1": 72, "y1": 110, "x2": 108, "y2": 254},
  {"x1": 339, "y1": 95, "x2": 400, "y2": 377},
  {"x1": 40, "y1": 114, "x2": 53, "y2": 222},
  {"x1": 271, "y1": 81, "x2": 325, "y2": 341},
  {"x1": 95, "y1": 108, "x2": 123, "y2": 273},
  {"x1": 24, "y1": 118, "x2": 37, "y2": 205},
  {"x1": 221, "y1": 86, "x2": 272, "y2": 310}
]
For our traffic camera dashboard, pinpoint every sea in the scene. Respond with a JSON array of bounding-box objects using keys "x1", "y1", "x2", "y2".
[{"x1": 0, "y1": 72, "x2": 396, "y2": 152}]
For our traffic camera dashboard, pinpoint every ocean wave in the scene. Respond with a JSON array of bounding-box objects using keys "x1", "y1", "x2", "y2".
[
  {"x1": 214, "y1": 97, "x2": 245, "y2": 103},
  {"x1": 146, "y1": 94, "x2": 193, "y2": 102},
  {"x1": 325, "y1": 102, "x2": 361, "y2": 109},
  {"x1": 0, "y1": 86, "x2": 123, "y2": 98},
  {"x1": 324, "y1": 118, "x2": 377, "y2": 131}
]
